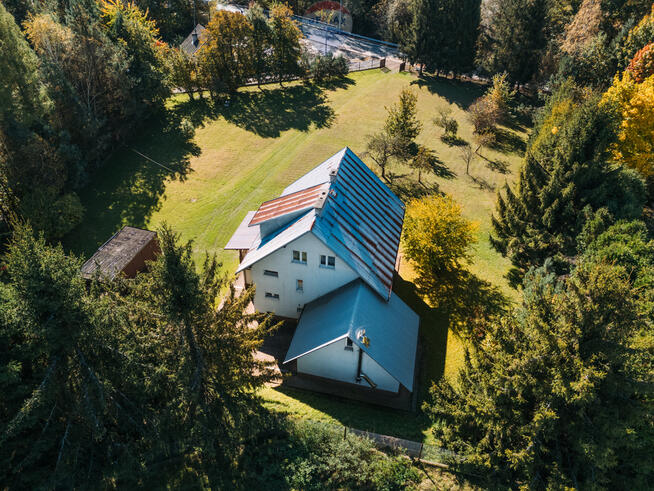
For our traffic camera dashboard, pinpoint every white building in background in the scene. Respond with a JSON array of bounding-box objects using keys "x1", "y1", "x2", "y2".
[{"x1": 225, "y1": 148, "x2": 419, "y2": 396}]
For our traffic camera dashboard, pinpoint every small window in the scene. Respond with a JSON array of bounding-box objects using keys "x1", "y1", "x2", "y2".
[
  {"x1": 344, "y1": 338, "x2": 353, "y2": 351},
  {"x1": 263, "y1": 270, "x2": 278, "y2": 277},
  {"x1": 296, "y1": 279, "x2": 304, "y2": 291},
  {"x1": 292, "y1": 250, "x2": 307, "y2": 264},
  {"x1": 320, "y1": 255, "x2": 336, "y2": 269},
  {"x1": 265, "y1": 292, "x2": 280, "y2": 299}
]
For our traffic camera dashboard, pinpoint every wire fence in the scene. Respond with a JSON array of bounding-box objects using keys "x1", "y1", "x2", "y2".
[
  {"x1": 348, "y1": 57, "x2": 385, "y2": 72},
  {"x1": 299, "y1": 419, "x2": 457, "y2": 467}
]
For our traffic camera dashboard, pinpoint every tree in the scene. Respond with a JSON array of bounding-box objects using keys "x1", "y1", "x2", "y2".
[
  {"x1": 477, "y1": 0, "x2": 547, "y2": 84},
  {"x1": 627, "y1": 42, "x2": 654, "y2": 82},
  {"x1": 0, "y1": 225, "x2": 139, "y2": 487},
  {"x1": 246, "y1": 3, "x2": 272, "y2": 87},
  {"x1": 404, "y1": 0, "x2": 480, "y2": 75},
  {"x1": 199, "y1": 10, "x2": 254, "y2": 97},
  {"x1": 402, "y1": 195, "x2": 477, "y2": 308},
  {"x1": 491, "y1": 85, "x2": 646, "y2": 285},
  {"x1": 410, "y1": 145, "x2": 436, "y2": 183},
  {"x1": 166, "y1": 46, "x2": 199, "y2": 101},
  {"x1": 468, "y1": 96, "x2": 500, "y2": 148},
  {"x1": 366, "y1": 131, "x2": 396, "y2": 179},
  {"x1": 269, "y1": 4, "x2": 303, "y2": 85},
  {"x1": 124, "y1": 227, "x2": 276, "y2": 483},
  {"x1": 384, "y1": 87, "x2": 422, "y2": 158},
  {"x1": 460, "y1": 143, "x2": 474, "y2": 175},
  {"x1": 425, "y1": 251, "x2": 653, "y2": 488},
  {"x1": 601, "y1": 70, "x2": 654, "y2": 194},
  {"x1": 433, "y1": 108, "x2": 458, "y2": 139},
  {"x1": 100, "y1": 0, "x2": 169, "y2": 111}
]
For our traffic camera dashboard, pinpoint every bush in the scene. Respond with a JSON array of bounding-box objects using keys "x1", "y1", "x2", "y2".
[
  {"x1": 308, "y1": 53, "x2": 350, "y2": 82},
  {"x1": 433, "y1": 108, "x2": 458, "y2": 136},
  {"x1": 237, "y1": 420, "x2": 421, "y2": 490}
]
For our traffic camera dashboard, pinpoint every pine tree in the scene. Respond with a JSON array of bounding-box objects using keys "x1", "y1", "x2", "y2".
[
  {"x1": 490, "y1": 84, "x2": 645, "y2": 285},
  {"x1": 477, "y1": 0, "x2": 547, "y2": 84},
  {"x1": 247, "y1": 3, "x2": 272, "y2": 87},
  {"x1": 405, "y1": 0, "x2": 480, "y2": 75},
  {"x1": 426, "y1": 253, "x2": 654, "y2": 488},
  {"x1": 269, "y1": 4, "x2": 303, "y2": 85}
]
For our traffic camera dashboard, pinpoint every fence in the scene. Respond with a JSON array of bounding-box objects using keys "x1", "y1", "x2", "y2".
[
  {"x1": 348, "y1": 57, "x2": 385, "y2": 73},
  {"x1": 299, "y1": 419, "x2": 457, "y2": 468}
]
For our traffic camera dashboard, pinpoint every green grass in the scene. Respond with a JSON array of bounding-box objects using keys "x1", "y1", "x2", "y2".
[{"x1": 64, "y1": 69, "x2": 528, "y2": 442}]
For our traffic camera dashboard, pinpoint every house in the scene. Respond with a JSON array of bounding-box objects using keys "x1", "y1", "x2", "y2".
[
  {"x1": 180, "y1": 23, "x2": 206, "y2": 57},
  {"x1": 81, "y1": 226, "x2": 160, "y2": 281},
  {"x1": 225, "y1": 148, "x2": 419, "y2": 396}
]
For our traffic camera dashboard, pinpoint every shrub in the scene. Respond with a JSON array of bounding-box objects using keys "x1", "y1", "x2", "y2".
[
  {"x1": 308, "y1": 53, "x2": 350, "y2": 82},
  {"x1": 433, "y1": 108, "x2": 458, "y2": 136}
]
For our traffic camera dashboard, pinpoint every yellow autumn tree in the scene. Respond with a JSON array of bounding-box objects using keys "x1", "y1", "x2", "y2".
[
  {"x1": 402, "y1": 195, "x2": 477, "y2": 306},
  {"x1": 602, "y1": 72, "x2": 654, "y2": 181}
]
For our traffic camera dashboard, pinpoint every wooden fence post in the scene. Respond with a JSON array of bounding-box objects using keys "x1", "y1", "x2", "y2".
[{"x1": 418, "y1": 443, "x2": 423, "y2": 460}]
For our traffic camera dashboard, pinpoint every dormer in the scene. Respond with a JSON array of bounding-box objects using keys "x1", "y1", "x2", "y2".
[{"x1": 249, "y1": 182, "x2": 329, "y2": 237}]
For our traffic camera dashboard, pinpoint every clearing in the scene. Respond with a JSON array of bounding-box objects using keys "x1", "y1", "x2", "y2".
[{"x1": 65, "y1": 69, "x2": 528, "y2": 444}]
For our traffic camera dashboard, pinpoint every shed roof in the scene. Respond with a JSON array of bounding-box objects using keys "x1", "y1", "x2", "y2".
[
  {"x1": 284, "y1": 280, "x2": 419, "y2": 391},
  {"x1": 231, "y1": 148, "x2": 405, "y2": 300},
  {"x1": 81, "y1": 226, "x2": 157, "y2": 280},
  {"x1": 180, "y1": 24, "x2": 206, "y2": 56},
  {"x1": 224, "y1": 211, "x2": 260, "y2": 250}
]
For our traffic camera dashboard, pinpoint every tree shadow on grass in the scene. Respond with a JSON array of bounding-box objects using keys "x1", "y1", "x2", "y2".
[
  {"x1": 410, "y1": 75, "x2": 486, "y2": 110},
  {"x1": 489, "y1": 127, "x2": 526, "y2": 155},
  {"x1": 387, "y1": 178, "x2": 442, "y2": 201},
  {"x1": 468, "y1": 174, "x2": 495, "y2": 192},
  {"x1": 486, "y1": 158, "x2": 511, "y2": 174},
  {"x1": 172, "y1": 83, "x2": 337, "y2": 138},
  {"x1": 63, "y1": 110, "x2": 199, "y2": 257},
  {"x1": 223, "y1": 85, "x2": 335, "y2": 137}
]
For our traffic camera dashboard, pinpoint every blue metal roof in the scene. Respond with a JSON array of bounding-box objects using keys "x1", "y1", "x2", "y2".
[
  {"x1": 229, "y1": 148, "x2": 405, "y2": 299},
  {"x1": 284, "y1": 279, "x2": 419, "y2": 391}
]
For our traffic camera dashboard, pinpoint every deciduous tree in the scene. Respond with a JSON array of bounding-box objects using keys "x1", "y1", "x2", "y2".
[{"x1": 269, "y1": 4, "x2": 303, "y2": 85}]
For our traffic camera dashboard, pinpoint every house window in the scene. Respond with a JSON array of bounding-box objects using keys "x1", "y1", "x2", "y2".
[
  {"x1": 320, "y1": 255, "x2": 336, "y2": 269},
  {"x1": 292, "y1": 250, "x2": 307, "y2": 264},
  {"x1": 265, "y1": 292, "x2": 280, "y2": 299},
  {"x1": 296, "y1": 279, "x2": 304, "y2": 291},
  {"x1": 344, "y1": 338, "x2": 353, "y2": 351},
  {"x1": 263, "y1": 270, "x2": 278, "y2": 277}
]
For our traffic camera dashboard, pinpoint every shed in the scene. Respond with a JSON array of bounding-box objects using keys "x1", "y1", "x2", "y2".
[{"x1": 81, "y1": 226, "x2": 160, "y2": 280}]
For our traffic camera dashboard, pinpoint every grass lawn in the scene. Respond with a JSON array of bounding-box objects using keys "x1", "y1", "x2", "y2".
[{"x1": 64, "y1": 69, "x2": 528, "y2": 443}]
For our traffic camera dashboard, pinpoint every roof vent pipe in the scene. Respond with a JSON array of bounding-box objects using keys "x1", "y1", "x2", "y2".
[{"x1": 329, "y1": 168, "x2": 338, "y2": 182}]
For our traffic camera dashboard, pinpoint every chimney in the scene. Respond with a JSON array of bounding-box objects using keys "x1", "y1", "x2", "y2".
[
  {"x1": 192, "y1": 31, "x2": 199, "y2": 47},
  {"x1": 329, "y1": 167, "x2": 338, "y2": 182}
]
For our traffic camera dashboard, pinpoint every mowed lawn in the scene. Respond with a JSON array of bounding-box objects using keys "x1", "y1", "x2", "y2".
[{"x1": 65, "y1": 69, "x2": 528, "y2": 443}]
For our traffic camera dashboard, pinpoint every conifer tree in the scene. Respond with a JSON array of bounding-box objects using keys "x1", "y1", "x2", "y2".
[
  {"x1": 426, "y1": 252, "x2": 653, "y2": 488},
  {"x1": 490, "y1": 83, "x2": 645, "y2": 285},
  {"x1": 477, "y1": 0, "x2": 547, "y2": 84},
  {"x1": 247, "y1": 3, "x2": 272, "y2": 87}
]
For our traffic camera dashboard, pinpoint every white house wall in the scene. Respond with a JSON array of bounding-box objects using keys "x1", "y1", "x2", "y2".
[
  {"x1": 249, "y1": 232, "x2": 359, "y2": 318},
  {"x1": 297, "y1": 338, "x2": 400, "y2": 393}
]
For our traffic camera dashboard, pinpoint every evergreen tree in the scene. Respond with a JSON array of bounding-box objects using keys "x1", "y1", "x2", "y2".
[
  {"x1": 405, "y1": 0, "x2": 480, "y2": 75},
  {"x1": 269, "y1": 4, "x2": 303, "y2": 85},
  {"x1": 0, "y1": 225, "x2": 141, "y2": 488},
  {"x1": 247, "y1": 3, "x2": 272, "y2": 87},
  {"x1": 124, "y1": 227, "x2": 276, "y2": 484},
  {"x1": 426, "y1": 255, "x2": 653, "y2": 488},
  {"x1": 478, "y1": 0, "x2": 547, "y2": 84},
  {"x1": 384, "y1": 87, "x2": 422, "y2": 159},
  {"x1": 490, "y1": 83, "x2": 645, "y2": 285}
]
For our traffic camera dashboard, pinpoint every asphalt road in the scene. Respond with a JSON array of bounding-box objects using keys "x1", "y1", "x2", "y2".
[{"x1": 215, "y1": 3, "x2": 401, "y2": 62}]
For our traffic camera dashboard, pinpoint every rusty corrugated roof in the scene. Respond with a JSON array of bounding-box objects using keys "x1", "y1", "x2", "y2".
[{"x1": 249, "y1": 183, "x2": 328, "y2": 226}]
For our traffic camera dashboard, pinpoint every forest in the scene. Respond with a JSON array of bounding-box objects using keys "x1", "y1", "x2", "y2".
[{"x1": 1, "y1": 0, "x2": 653, "y2": 489}]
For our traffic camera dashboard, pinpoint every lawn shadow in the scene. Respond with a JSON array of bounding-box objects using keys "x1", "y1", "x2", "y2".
[
  {"x1": 63, "y1": 110, "x2": 199, "y2": 257},
  {"x1": 440, "y1": 134, "x2": 468, "y2": 147},
  {"x1": 468, "y1": 174, "x2": 495, "y2": 192},
  {"x1": 393, "y1": 274, "x2": 450, "y2": 405},
  {"x1": 486, "y1": 158, "x2": 511, "y2": 174},
  {"x1": 222, "y1": 84, "x2": 335, "y2": 137},
  {"x1": 311, "y1": 75, "x2": 356, "y2": 91},
  {"x1": 387, "y1": 177, "x2": 442, "y2": 200},
  {"x1": 490, "y1": 127, "x2": 526, "y2": 155},
  {"x1": 410, "y1": 75, "x2": 486, "y2": 109}
]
